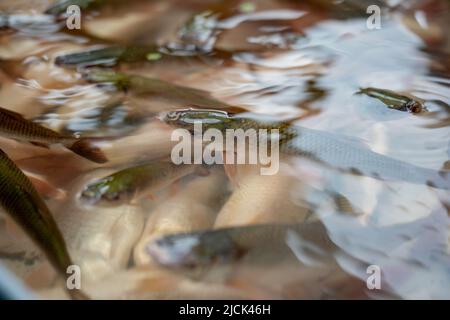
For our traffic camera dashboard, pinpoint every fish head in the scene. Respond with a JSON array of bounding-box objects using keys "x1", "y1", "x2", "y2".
[
  {"x1": 80, "y1": 175, "x2": 133, "y2": 205},
  {"x1": 405, "y1": 100, "x2": 426, "y2": 114},
  {"x1": 147, "y1": 230, "x2": 244, "y2": 269},
  {"x1": 161, "y1": 109, "x2": 231, "y2": 133}
]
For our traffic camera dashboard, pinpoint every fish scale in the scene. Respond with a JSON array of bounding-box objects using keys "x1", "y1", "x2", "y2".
[
  {"x1": 283, "y1": 126, "x2": 450, "y2": 189},
  {"x1": 80, "y1": 162, "x2": 204, "y2": 205},
  {"x1": 0, "y1": 150, "x2": 71, "y2": 274},
  {"x1": 0, "y1": 149, "x2": 89, "y2": 299},
  {"x1": 0, "y1": 106, "x2": 107, "y2": 163},
  {"x1": 148, "y1": 222, "x2": 336, "y2": 268},
  {"x1": 0, "y1": 109, "x2": 63, "y2": 143},
  {"x1": 163, "y1": 109, "x2": 450, "y2": 190}
]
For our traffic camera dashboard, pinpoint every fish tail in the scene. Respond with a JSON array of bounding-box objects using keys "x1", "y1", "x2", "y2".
[
  {"x1": 427, "y1": 170, "x2": 450, "y2": 190},
  {"x1": 375, "y1": 157, "x2": 450, "y2": 190},
  {"x1": 67, "y1": 139, "x2": 108, "y2": 164},
  {"x1": 355, "y1": 88, "x2": 365, "y2": 95}
]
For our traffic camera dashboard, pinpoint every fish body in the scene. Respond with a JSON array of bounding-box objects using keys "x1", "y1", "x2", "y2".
[
  {"x1": 358, "y1": 87, "x2": 426, "y2": 113},
  {"x1": 162, "y1": 109, "x2": 450, "y2": 189},
  {"x1": 0, "y1": 106, "x2": 107, "y2": 163},
  {"x1": 55, "y1": 46, "x2": 160, "y2": 67},
  {"x1": 80, "y1": 161, "x2": 207, "y2": 205},
  {"x1": 0, "y1": 149, "x2": 86, "y2": 298},
  {"x1": 147, "y1": 222, "x2": 334, "y2": 269},
  {"x1": 85, "y1": 71, "x2": 245, "y2": 112},
  {"x1": 146, "y1": 221, "x2": 371, "y2": 299},
  {"x1": 282, "y1": 126, "x2": 449, "y2": 189}
]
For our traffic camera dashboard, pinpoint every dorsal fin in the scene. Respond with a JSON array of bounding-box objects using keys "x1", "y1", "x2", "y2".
[{"x1": 0, "y1": 106, "x2": 26, "y2": 121}]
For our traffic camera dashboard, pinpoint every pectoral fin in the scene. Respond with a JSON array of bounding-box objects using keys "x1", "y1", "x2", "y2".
[
  {"x1": 30, "y1": 141, "x2": 50, "y2": 149},
  {"x1": 67, "y1": 138, "x2": 108, "y2": 164}
]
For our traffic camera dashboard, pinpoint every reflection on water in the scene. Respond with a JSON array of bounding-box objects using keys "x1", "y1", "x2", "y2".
[{"x1": 0, "y1": 0, "x2": 449, "y2": 299}]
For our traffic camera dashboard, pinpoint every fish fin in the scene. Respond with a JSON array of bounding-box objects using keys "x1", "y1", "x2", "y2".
[
  {"x1": 286, "y1": 109, "x2": 321, "y2": 125},
  {"x1": 355, "y1": 88, "x2": 366, "y2": 95},
  {"x1": 0, "y1": 106, "x2": 27, "y2": 120},
  {"x1": 30, "y1": 141, "x2": 50, "y2": 149},
  {"x1": 68, "y1": 138, "x2": 108, "y2": 164},
  {"x1": 223, "y1": 105, "x2": 248, "y2": 114},
  {"x1": 442, "y1": 160, "x2": 450, "y2": 171},
  {"x1": 222, "y1": 151, "x2": 239, "y2": 187},
  {"x1": 28, "y1": 174, "x2": 66, "y2": 200},
  {"x1": 428, "y1": 170, "x2": 450, "y2": 190},
  {"x1": 223, "y1": 163, "x2": 239, "y2": 188},
  {"x1": 195, "y1": 165, "x2": 210, "y2": 177},
  {"x1": 180, "y1": 86, "x2": 212, "y2": 97}
]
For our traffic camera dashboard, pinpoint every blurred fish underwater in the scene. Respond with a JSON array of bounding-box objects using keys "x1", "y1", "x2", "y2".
[{"x1": 0, "y1": 0, "x2": 449, "y2": 299}]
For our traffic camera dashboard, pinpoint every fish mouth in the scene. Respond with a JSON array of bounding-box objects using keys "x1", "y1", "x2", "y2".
[
  {"x1": 155, "y1": 112, "x2": 169, "y2": 122},
  {"x1": 79, "y1": 190, "x2": 101, "y2": 205},
  {"x1": 146, "y1": 236, "x2": 201, "y2": 268},
  {"x1": 146, "y1": 241, "x2": 184, "y2": 267}
]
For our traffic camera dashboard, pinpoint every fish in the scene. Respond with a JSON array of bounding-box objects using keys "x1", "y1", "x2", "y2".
[
  {"x1": 55, "y1": 46, "x2": 161, "y2": 67},
  {"x1": 357, "y1": 87, "x2": 426, "y2": 113},
  {"x1": 162, "y1": 109, "x2": 450, "y2": 190},
  {"x1": 0, "y1": 250, "x2": 40, "y2": 266},
  {"x1": 146, "y1": 221, "x2": 371, "y2": 299},
  {"x1": 0, "y1": 106, "x2": 107, "y2": 163},
  {"x1": 80, "y1": 161, "x2": 209, "y2": 205},
  {"x1": 85, "y1": 71, "x2": 246, "y2": 113},
  {"x1": 26, "y1": 172, "x2": 67, "y2": 200},
  {"x1": 0, "y1": 149, "x2": 87, "y2": 299},
  {"x1": 147, "y1": 222, "x2": 335, "y2": 269}
]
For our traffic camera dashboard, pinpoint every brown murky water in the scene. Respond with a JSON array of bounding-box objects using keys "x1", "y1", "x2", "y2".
[{"x1": 0, "y1": 0, "x2": 449, "y2": 299}]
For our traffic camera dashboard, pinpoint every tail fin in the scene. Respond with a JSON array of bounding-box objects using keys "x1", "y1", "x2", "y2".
[
  {"x1": 428, "y1": 170, "x2": 450, "y2": 190},
  {"x1": 68, "y1": 139, "x2": 108, "y2": 164}
]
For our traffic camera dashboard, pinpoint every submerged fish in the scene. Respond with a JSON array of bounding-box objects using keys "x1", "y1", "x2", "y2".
[
  {"x1": 148, "y1": 222, "x2": 366, "y2": 299},
  {"x1": 162, "y1": 109, "x2": 450, "y2": 189},
  {"x1": 0, "y1": 106, "x2": 107, "y2": 163},
  {"x1": 357, "y1": 87, "x2": 426, "y2": 113},
  {"x1": 55, "y1": 46, "x2": 161, "y2": 67},
  {"x1": 147, "y1": 222, "x2": 334, "y2": 269},
  {"x1": 80, "y1": 161, "x2": 208, "y2": 205},
  {"x1": 85, "y1": 71, "x2": 245, "y2": 112},
  {"x1": 0, "y1": 149, "x2": 86, "y2": 299}
]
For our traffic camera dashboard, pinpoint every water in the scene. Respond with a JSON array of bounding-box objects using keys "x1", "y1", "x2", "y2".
[{"x1": 0, "y1": 0, "x2": 449, "y2": 299}]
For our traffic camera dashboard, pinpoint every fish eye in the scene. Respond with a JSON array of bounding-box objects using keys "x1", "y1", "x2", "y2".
[
  {"x1": 166, "y1": 111, "x2": 181, "y2": 121},
  {"x1": 104, "y1": 192, "x2": 122, "y2": 201},
  {"x1": 80, "y1": 189, "x2": 93, "y2": 199},
  {"x1": 406, "y1": 101, "x2": 422, "y2": 113}
]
